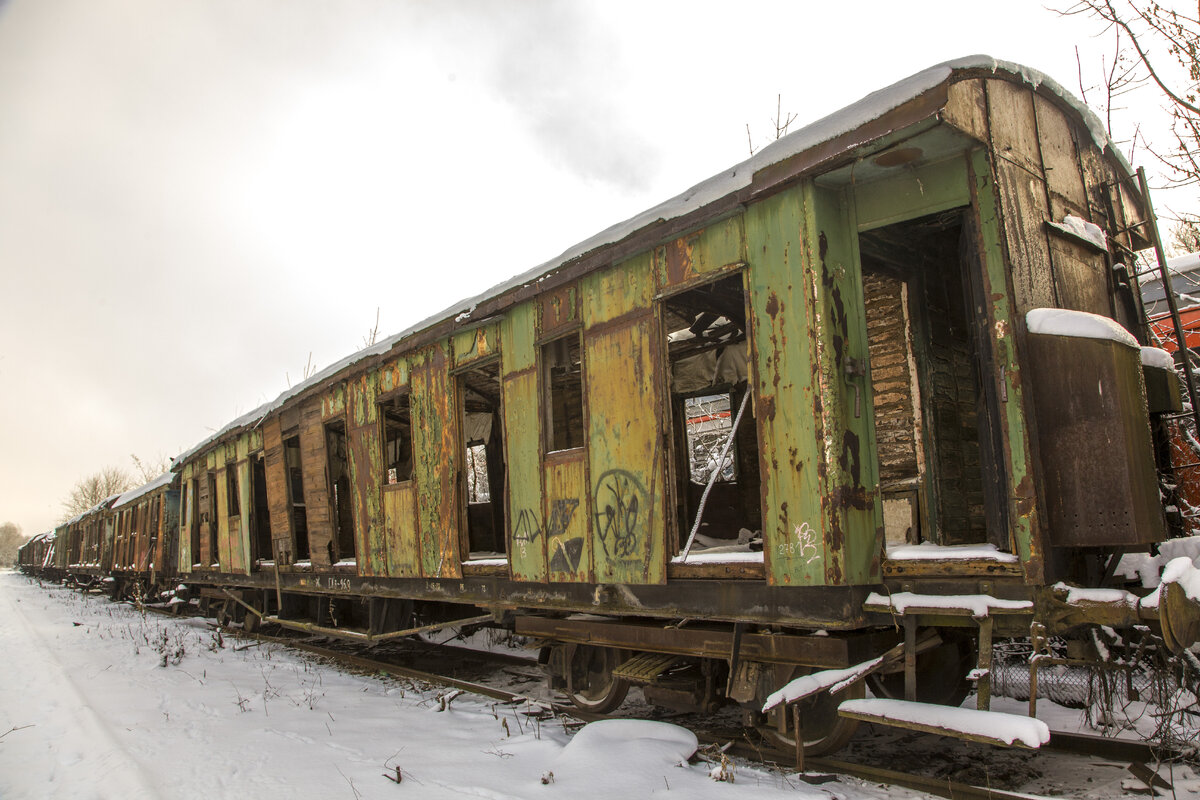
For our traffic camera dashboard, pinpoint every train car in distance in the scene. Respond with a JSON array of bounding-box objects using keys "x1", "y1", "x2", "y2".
[{"x1": 49, "y1": 57, "x2": 1200, "y2": 755}]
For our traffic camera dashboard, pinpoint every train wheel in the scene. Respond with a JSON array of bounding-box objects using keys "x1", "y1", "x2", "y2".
[
  {"x1": 866, "y1": 637, "x2": 973, "y2": 706},
  {"x1": 759, "y1": 666, "x2": 863, "y2": 757},
  {"x1": 565, "y1": 645, "x2": 630, "y2": 714}
]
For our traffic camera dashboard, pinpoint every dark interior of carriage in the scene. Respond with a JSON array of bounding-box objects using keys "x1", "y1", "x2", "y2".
[
  {"x1": 858, "y1": 209, "x2": 1008, "y2": 552},
  {"x1": 459, "y1": 360, "x2": 507, "y2": 559},
  {"x1": 661, "y1": 272, "x2": 762, "y2": 555}
]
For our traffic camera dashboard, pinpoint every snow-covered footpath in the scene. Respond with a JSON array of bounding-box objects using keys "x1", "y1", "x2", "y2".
[{"x1": 0, "y1": 571, "x2": 907, "y2": 800}]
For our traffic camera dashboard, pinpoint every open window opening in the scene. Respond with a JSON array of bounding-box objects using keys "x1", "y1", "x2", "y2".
[
  {"x1": 542, "y1": 332, "x2": 584, "y2": 452},
  {"x1": 460, "y1": 361, "x2": 507, "y2": 560},
  {"x1": 325, "y1": 419, "x2": 355, "y2": 563},
  {"x1": 663, "y1": 272, "x2": 762, "y2": 557},
  {"x1": 380, "y1": 394, "x2": 414, "y2": 485},
  {"x1": 858, "y1": 209, "x2": 1007, "y2": 552},
  {"x1": 250, "y1": 455, "x2": 271, "y2": 565},
  {"x1": 283, "y1": 435, "x2": 310, "y2": 562},
  {"x1": 205, "y1": 471, "x2": 219, "y2": 567},
  {"x1": 227, "y1": 463, "x2": 240, "y2": 518},
  {"x1": 189, "y1": 478, "x2": 201, "y2": 568}
]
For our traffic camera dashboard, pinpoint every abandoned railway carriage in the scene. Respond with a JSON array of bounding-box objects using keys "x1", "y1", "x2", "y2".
[{"x1": 31, "y1": 57, "x2": 1200, "y2": 753}]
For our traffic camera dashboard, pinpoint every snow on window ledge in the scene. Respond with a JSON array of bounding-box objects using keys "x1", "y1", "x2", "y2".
[
  {"x1": 1025, "y1": 307, "x2": 1138, "y2": 348},
  {"x1": 885, "y1": 542, "x2": 1018, "y2": 563},
  {"x1": 1046, "y1": 214, "x2": 1107, "y2": 251}
]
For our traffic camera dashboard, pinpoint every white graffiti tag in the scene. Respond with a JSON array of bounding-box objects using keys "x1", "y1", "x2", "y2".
[{"x1": 776, "y1": 522, "x2": 821, "y2": 564}]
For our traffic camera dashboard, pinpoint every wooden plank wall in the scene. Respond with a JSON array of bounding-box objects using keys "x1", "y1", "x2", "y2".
[
  {"x1": 262, "y1": 417, "x2": 295, "y2": 565},
  {"x1": 299, "y1": 398, "x2": 334, "y2": 566}
]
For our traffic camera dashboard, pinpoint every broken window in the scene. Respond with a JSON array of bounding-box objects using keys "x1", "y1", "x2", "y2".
[
  {"x1": 206, "y1": 471, "x2": 219, "y2": 566},
  {"x1": 542, "y1": 332, "x2": 584, "y2": 452},
  {"x1": 325, "y1": 419, "x2": 355, "y2": 562},
  {"x1": 189, "y1": 478, "x2": 201, "y2": 567},
  {"x1": 380, "y1": 394, "x2": 413, "y2": 484},
  {"x1": 227, "y1": 464, "x2": 240, "y2": 518},
  {"x1": 661, "y1": 272, "x2": 762, "y2": 555},
  {"x1": 250, "y1": 455, "x2": 271, "y2": 564},
  {"x1": 283, "y1": 435, "x2": 310, "y2": 561},
  {"x1": 459, "y1": 361, "x2": 506, "y2": 559}
]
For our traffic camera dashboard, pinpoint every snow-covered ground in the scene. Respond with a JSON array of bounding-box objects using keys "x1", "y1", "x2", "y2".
[{"x1": 0, "y1": 569, "x2": 1195, "y2": 799}]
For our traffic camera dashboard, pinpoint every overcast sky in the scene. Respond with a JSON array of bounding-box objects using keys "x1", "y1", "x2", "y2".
[{"x1": 1, "y1": 0, "x2": 1194, "y2": 536}]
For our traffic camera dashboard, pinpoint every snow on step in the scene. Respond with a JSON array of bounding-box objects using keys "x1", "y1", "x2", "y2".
[
  {"x1": 864, "y1": 591, "x2": 1033, "y2": 616},
  {"x1": 839, "y1": 698, "x2": 1051, "y2": 749}
]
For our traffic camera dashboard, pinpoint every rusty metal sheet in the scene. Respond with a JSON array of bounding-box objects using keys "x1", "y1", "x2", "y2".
[
  {"x1": 968, "y1": 149, "x2": 1041, "y2": 581},
  {"x1": 745, "y1": 185, "x2": 828, "y2": 586},
  {"x1": 382, "y1": 483, "x2": 420, "y2": 576},
  {"x1": 178, "y1": 464, "x2": 193, "y2": 572},
  {"x1": 544, "y1": 450, "x2": 591, "y2": 582},
  {"x1": 215, "y1": 466, "x2": 231, "y2": 570},
  {"x1": 538, "y1": 285, "x2": 579, "y2": 336},
  {"x1": 410, "y1": 343, "x2": 463, "y2": 578},
  {"x1": 347, "y1": 371, "x2": 386, "y2": 577},
  {"x1": 812, "y1": 185, "x2": 881, "y2": 586},
  {"x1": 452, "y1": 322, "x2": 500, "y2": 368},
  {"x1": 321, "y1": 383, "x2": 347, "y2": 420},
  {"x1": 583, "y1": 253, "x2": 667, "y2": 585},
  {"x1": 502, "y1": 302, "x2": 546, "y2": 582},
  {"x1": 653, "y1": 215, "x2": 746, "y2": 291}
]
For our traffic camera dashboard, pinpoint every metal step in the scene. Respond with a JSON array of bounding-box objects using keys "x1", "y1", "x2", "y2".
[{"x1": 612, "y1": 652, "x2": 679, "y2": 683}]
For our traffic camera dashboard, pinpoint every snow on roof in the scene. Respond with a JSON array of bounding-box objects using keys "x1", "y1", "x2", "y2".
[
  {"x1": 112, "y1": 471, "x2": 175, "y2": 509},
  {"x1": 1026, "y1": 307, "x2": 1139, "y2": 348},
  {"x1": 175, "y1": 56, "x2": 1131, "y2": 466}
]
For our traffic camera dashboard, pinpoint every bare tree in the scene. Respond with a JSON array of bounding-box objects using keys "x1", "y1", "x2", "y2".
[
  {"x1": 60, "y1": 466, "x2": 135, "y2": 521},
  {"x1": 130, "y1": 453, "x2": 172, "y2": 484},
  {"x1": 1170, "y1": 217, "x2": 1200, "y2": 253},
  {"x1": 1063, "y1": 1, "x2": 1200, "y2": 194},
  {"x1": 746, "y1": 94, "x2": 799, "y2": 156},
  {"x1": 0, "y1": 521, "x2": 26, "y2": 567}
]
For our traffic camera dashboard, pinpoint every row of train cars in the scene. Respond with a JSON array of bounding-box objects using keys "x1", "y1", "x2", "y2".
[{"x1": 18, "y1": 58, "x2": 1200, "y2": 754}]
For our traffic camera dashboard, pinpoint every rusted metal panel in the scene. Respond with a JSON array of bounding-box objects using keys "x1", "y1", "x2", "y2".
[
  {"x1": 382, "y1": 483, "x2": 420, "y2": 576},
  {"x1": 745, "y1": 186, "x2": 827, "y2": 586},
  {"x1": 347, "y1": 371, "x2": 386, "y2": 576},
  {"x1": 968, "y1": 148, "x2": 1042, "y2": 582},
  {"x1": 215, "y1": 465, "x2": 231, "y2": 570},
  {"x1": 410, "y1": 343, "x2": 462, "y2": 578},
  {"x1": 262, "y1": 416, "x2": 294, "y2": 565},
  {"x1": 538, "y1": 285, "x2": 579, "y2": 336},
  {"x1": 232, "y1": 459, "x2": 252, "y2": 575},
  {"x1": 298, "y1": 398, "x2": 334, "y2": 566},
  {"x1": 321, "y1": 383, "x2": 346, "y2": 421},
  {"x1": 544, "y1": 449, "x2": 591, "y2": 582},
  {"x1": 813, "y1": 185, "x2": 881, "y2": 586},
  {"x1": 583, "y1": 254, "x2": 667, "y2": 585},
  {"x1": 502, "y1": 302, "x2": 546, "y2": 582},
  {"x1": 653, "y1": 216, "x2": 746, "y2": 290},
  {"x1": 1025, "y1": 333, "x2": 1164, "y2": 547},
  {"x1": 452, "y1": 322, "x2": 501, "y2": 368},
  {"x1": 197, "y1": 467, "x2": 214, "y2": 568},
  {"x1": 178, "y1": 464, "x2": 193, "y2": 572}
]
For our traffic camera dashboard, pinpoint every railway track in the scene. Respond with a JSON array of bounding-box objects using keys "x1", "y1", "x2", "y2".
[{"x1": 151, "y1": 606, "x2": 1177, "y2": 800}]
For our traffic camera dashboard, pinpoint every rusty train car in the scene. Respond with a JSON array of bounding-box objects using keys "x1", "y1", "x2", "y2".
[{"x1": 22, "y1": 57, "x2": 1200, "y2": 753}]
